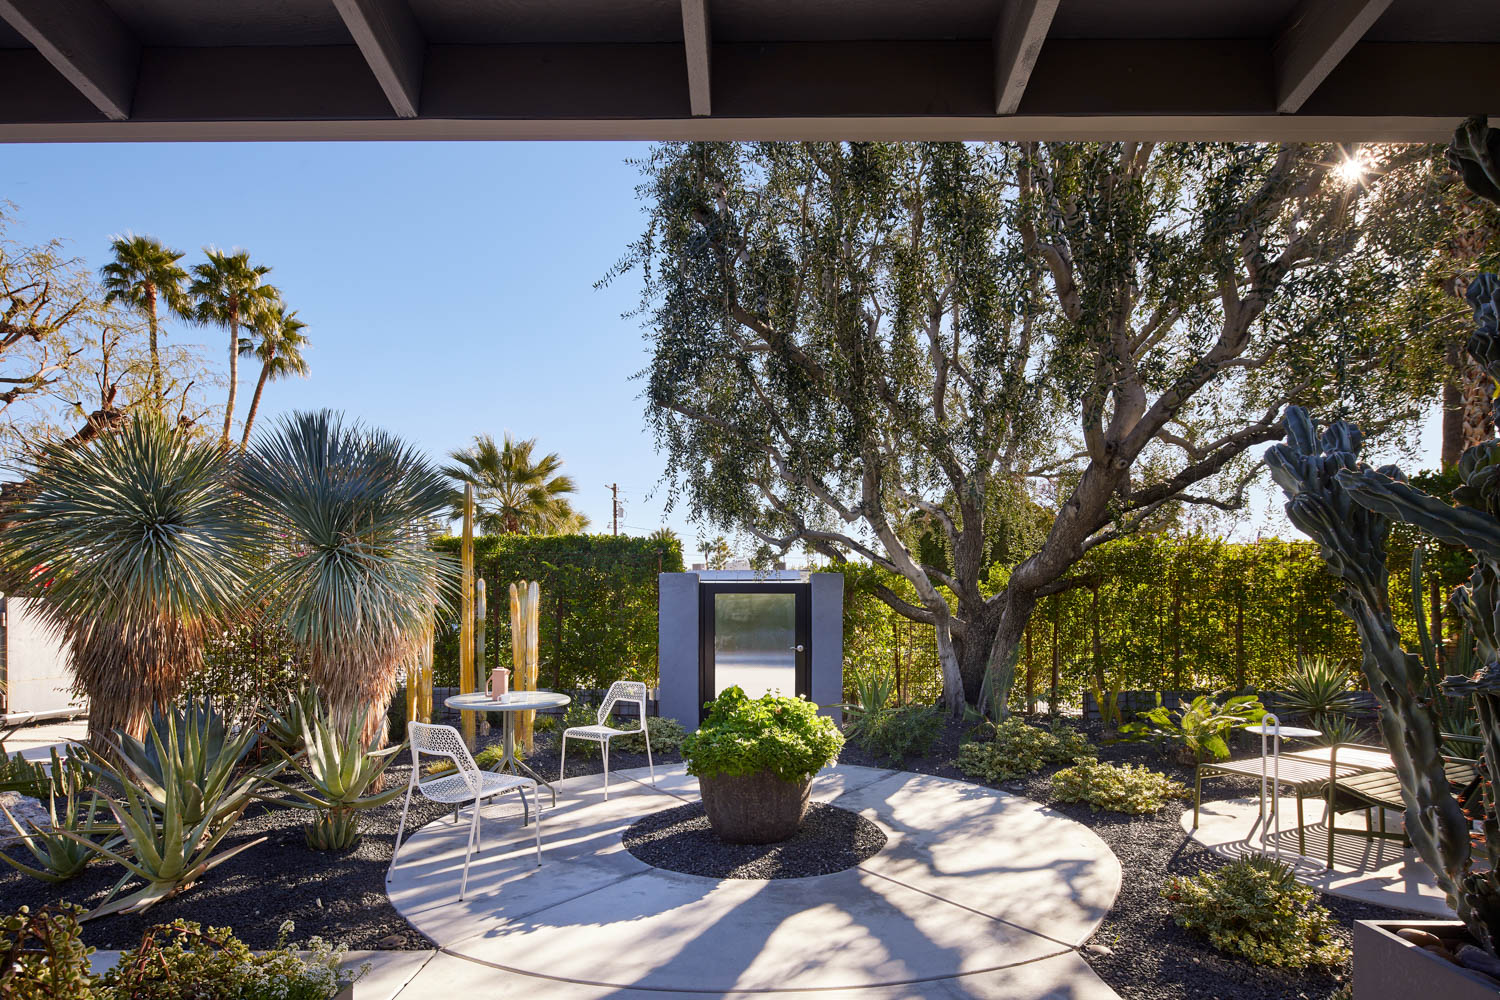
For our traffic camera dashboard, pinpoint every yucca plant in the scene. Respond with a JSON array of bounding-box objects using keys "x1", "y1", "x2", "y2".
[
  {"x1": 239, "y1": 411, "x2": 454, "y2": 745},
  {"x1": 0, "y1": 413, "x2": 258, "y2": 744},
  {"x1": 1278, "y1": 655, "x2": 1359, "y2": 723},
  {"x1": 257, "y1": 699, "x2": 406, "y2": 850},
  {"x1": 103, "y1": 701, "x2": 267, "y2": 830},
  {"x1": 0, "y1": 750, "x2": 115, "y2": 883}
]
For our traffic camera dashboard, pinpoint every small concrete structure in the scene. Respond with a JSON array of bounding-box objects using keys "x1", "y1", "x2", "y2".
[
  {"x1": 0, "y1": 595, "x2": 84, "y2": 726},
  {"x1": 386, "y1": 763, "x2": 1123, "y2": 998},
  {"x1": 658, "y1": 571, "x2": 842, "y2": 730},
  {"x1": 1184, "y1": 794, "x2": 1454, "y2": 916}
]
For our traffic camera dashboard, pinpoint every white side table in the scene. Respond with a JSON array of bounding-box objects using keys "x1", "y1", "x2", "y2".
[{"x1": 1241, "y1": 714, "x2": 1322, "y2": 859}]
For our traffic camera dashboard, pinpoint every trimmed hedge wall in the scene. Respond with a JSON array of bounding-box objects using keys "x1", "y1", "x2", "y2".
[{"x1": 432, "y1": 533, "x2": 683, "y2": 691}]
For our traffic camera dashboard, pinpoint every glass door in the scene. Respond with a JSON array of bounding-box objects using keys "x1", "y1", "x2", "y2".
[{"x1": 699, "y1": 583, "x2": 810, "y2": 721}]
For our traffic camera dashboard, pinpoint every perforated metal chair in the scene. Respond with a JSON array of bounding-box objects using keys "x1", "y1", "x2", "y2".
[
  {"x1": 559, "y1": 680, "x2": 654, "y2": 799},
  {"x1": 387, "y1": 722, "x2": 540, "y2": 899}
]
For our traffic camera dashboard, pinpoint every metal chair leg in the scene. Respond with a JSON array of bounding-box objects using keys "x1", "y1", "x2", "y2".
[
  {"x1": 558, "y1": 736, "x2": 567, "y2": 792},
  {"x1": 459, "y1": 800, "x2": 481, "y2": 900},
  {"x1": 1296, "y1": 793, "x2": 1305, "y2": 856},
  {"x1": 645, "y1": 721, "x2": 655, "y2": 786},
  {"x1": 603, "y1": 738, "x2": 611, "y2": 800},
  {"x1": 1192, "y1": 768, "x2": 1201, "y2": 828},
  {"x1": 387, "y1": 779, "x2": 414, "y2": 881}
]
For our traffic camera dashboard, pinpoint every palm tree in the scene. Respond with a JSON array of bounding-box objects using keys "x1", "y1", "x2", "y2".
[
  {"x1": 240, "y1": 411, "x2": 455, "y2": 744},
  {"x1": 188, "y1": 249, "x2": 275, "y2": 447},
  {"x1": 238, "y1": 300, "x2": 309, "y2": 448},
  {"x1": 0, "y1": 413, "x2": 256, "y2": 744},
  {"x1": 98, "y1": 234, "x2": 189, "y2": 406},
  {"x1": 443, "y1": 433, "x2": 589, "y2": 534}
]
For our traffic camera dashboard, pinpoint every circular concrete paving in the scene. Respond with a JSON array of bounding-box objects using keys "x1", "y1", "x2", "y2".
[{"x1": 386, "y1": 763, "x2": 1122, "y2": 998}]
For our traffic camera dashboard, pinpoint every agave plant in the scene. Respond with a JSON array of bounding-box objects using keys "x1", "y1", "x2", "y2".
[
  {"x1": 57, "y1": 712, "x2": 265, "y2": 918},
  {"x1": 0, "y1": 750, "x2": 115, "y2": 883},
  {"x1": 1277, "y1": 655, "x2": 1359, "y2": 723},
  {"x1": 102, "y1": 701, "x2": 267, "y2": 829},
  {"x1": 239, "y1": 411, "x2": 454, "y2": 745},
  {"x1": 0, "y1": 412, "x2": 258, "y2": 743},
  {"x1": 260, "y1": 684, "x2": 319, "y2": 756},
  {"x1": 258, "y1": 699, "x2": 406, "y2": 850},
  {"x1": 64, "y1": 760, "x2": 264, "y2": 918}
]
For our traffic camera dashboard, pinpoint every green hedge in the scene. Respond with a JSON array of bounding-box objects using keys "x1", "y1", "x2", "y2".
[
  {"x1": 432, "y1": 533, "x2": 683, "y2": 691},
  {"x1": 834, "y1": 530, "x2": 1453, "y2": 708}
]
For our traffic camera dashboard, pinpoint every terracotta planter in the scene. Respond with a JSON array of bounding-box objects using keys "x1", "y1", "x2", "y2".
[
  {"x1": 1354, "y1": 920, "x2": 1500, "y2": 999},
  {"x1": 698, "y1": 770, "x2": 812, "y2": 844}
]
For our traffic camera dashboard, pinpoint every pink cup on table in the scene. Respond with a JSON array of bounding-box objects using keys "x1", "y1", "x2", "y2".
[{"x1": 489, "y1": 667, "x2": 510, "y2": 699}]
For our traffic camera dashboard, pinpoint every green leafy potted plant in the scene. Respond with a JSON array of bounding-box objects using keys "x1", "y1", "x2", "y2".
[{"x1": 681, "y1": 687, "x2": 843, "y2": 844}]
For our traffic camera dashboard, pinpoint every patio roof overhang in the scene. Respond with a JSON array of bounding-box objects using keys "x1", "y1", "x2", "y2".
[{"x1": 0, "y1": 0, "x2": 1497, "y2": 143}]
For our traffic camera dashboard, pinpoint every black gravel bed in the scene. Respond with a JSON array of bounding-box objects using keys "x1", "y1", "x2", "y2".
[
  {"x1": 841, "y1": 715, "x2": 1428, "y2": 1000},
  {"x1": 0, "y1": 726, "x2": 680, "y2": 953},
  {"x1": 622, "y1": 801, "x2": 886, "y2": 879}
]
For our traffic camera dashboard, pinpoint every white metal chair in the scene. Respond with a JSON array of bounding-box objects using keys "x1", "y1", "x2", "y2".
[
  {"x1": 387, "y1": 722, "x2": 540, "y2": 900},
  {"x1": 559, "y1": 680, "x2": 654, "y2": 799}
]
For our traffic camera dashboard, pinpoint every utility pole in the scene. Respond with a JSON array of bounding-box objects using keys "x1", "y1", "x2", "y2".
[{"x1": 610, "y1": 483, "x2": 621, "y2": 535}]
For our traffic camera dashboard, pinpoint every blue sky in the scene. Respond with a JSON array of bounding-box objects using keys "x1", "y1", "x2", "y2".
[
  {"x1": 0, "y1": 140, "x2": 1443, "y2": 551},
  {"x1": 0, "y1": 141, "x2": 701, "y2": 544}
]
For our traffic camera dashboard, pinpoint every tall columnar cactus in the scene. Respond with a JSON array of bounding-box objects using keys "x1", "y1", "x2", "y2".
[
  {"x1": 510, "y1": 580, "x2": 541, "y2": 750},
  {"x1": 1266, "y1": 410, "x2": 1500, "y2": 949},
  {"x1": 1260, "y1": 115, "x2": 1500, "y2": 956}
]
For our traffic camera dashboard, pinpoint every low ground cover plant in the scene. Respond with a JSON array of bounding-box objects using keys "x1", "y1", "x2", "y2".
[
  {"x1": 955, "y1": 718, "x2": 1094, "y2": 783},
  {"x1": 681, "y1": 687, "x2": 843, "y2": 782},
  {"x1": 1049, "y1": 758, "x2": 1187, "y2": 814},
  {"x1": 1163, "y1": 857, "x2": 1348, "y2": 969},
  {"x1": 0, "y1": 905, "x2": 362, "y2": 999}
]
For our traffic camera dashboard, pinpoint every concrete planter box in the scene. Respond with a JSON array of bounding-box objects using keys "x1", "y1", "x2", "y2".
[
  {"x1": 699, "y1": 770, "x2": 812, "y2": 844},
  {"x1": 1354, "y1": 920, "x2": 1500, "y2": 999}
]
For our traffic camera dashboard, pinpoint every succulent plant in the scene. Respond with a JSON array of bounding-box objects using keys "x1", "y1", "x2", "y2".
[{"x1": 257, "y1": 698, "x2": 405, "y2": 850}]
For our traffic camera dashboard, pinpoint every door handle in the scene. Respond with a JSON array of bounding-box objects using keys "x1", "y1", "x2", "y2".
[{"x1": 790, "y1": 644, "x2": 804, "y2": 652}]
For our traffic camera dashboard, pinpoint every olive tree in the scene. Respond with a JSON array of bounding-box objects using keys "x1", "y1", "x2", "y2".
[{"x1": 616, "y1": 141, "x2": 1446, "y2": 713}]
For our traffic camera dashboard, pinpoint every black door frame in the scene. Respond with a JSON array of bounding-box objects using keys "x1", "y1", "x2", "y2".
[{"x1": 698, "y1": 582, "x2": 811, "y2": 723}]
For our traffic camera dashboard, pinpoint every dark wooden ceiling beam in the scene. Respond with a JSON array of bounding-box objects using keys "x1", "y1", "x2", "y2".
[
  {"x1": 0, "y1": 40, "x2": 1492, "y2": 141},
  {"x1": 0, "y1": 0, "x2": 138, "y2": 121},
  {"x1": 993, "y1": 0, "x2": 1062, "y2": 115},
  {"x1": 681, "y1": 0, "x2": 712, "y2": 117},
  {"x1": 330, "y1": 0, "x2": 425, "y2": 118},
  {"x1": 1274, "y1": 0, "x2": 1396, "y2": 113}
]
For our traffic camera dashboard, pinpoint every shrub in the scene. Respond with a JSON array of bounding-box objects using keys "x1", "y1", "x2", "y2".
[
  {"x1": 557, "y1": 701, "x2": 602, "y2": 758},
  {"x1": 1163, "y1": 857, "x2": 1349, "y2": 968},
  {"x1": 0, "y1": 753, "x2": 114, "y2": 883},
  {"x1": 1050, "y1": 758, "x2": 1188, "y2": 814},
  {"x1": 682, "y1": 687, "x2": 843, "y2": 783},
  {"x1": 97, "y1": 918, "x2": 362, "y2": 999},
  {"x1": 615, "y1": 715, "x2": 687, "y2": 755},
  {"x1": 849, "y1": 705, "x2": 941, "y2": 765},
  {"x1": 955, "y1": 718, "x2": 1094, "y2": 783},
  {"x1": 0, "y1": 904, "x2": 95, "y2": 999}
]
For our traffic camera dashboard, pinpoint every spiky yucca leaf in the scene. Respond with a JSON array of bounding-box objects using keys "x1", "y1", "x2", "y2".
[
  {"x1": 240, "y1": 410, "x2": 454, "y2": 744},
  {"x1": 0, "y1": 413, "x2": 258, "y2": 743}
]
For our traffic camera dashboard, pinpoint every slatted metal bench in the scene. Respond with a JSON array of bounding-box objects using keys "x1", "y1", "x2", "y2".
[
  {"x1": 1193, "y1": 752, "x2": 1373, "y2": 855},
  {"x1": 1286, "y1": 740, "x2": 1482, "y2": 869}
]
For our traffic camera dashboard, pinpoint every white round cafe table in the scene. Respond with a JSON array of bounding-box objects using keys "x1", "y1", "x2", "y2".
[
  {"x1": 1240, "y1": 717, "x2": 1321, "y2": 860},
  {"x1": 445, "y1": 690, "x2": 571, "y2": 804}
]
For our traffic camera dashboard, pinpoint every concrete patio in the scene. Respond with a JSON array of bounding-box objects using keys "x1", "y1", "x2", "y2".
[
  {"x1": 1183, "y1": 793, "x2": 1454, "y2": 917},
  {"x1": 376, "y1": 762, "x2": 1123, "y2": 998}
]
